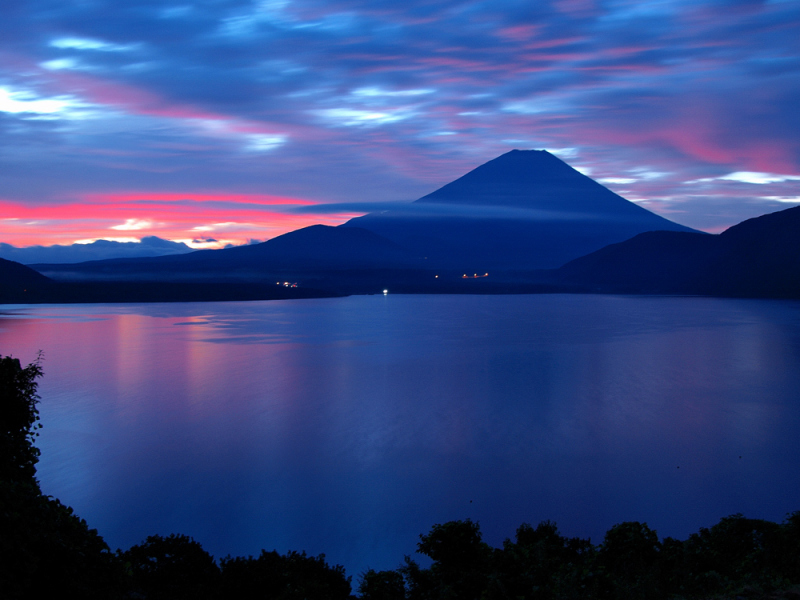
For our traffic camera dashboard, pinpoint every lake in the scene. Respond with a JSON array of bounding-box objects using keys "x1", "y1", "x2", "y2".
[{"x1": 1, "y1": 293, "x2": 799, "y2": 578}]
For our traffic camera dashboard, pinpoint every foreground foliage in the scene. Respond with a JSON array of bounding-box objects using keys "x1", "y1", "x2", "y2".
[
  {"x1": 0, "y1": 355, "x2": 123, "y2": 598},
  {"x1": 2, "y1": 354, "x2": 799, "y2": 599},
  {"x1": 360, "y1": 516, "x2": 800, "y2": 600}
]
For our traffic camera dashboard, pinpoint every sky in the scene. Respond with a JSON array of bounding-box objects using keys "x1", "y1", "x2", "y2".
[{"x1": 0, "y1": 0, "x2": 798, "y2": 249}]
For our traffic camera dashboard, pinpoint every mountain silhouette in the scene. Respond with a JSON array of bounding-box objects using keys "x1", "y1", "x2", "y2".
[
  {"x1": 0, "y1": 255, "x2": 337, "y2": 303},
  {"x1": 0, "y1": 258, "x2": 55, "y2": 302},
  {"x1": 25, "y1": 149, "x2": 743, "y2": 299},
  {"x1": 0, "y1": 236, "x2": 192, "y2": 265},
  {"x1": 343, "y1": 150, "x2": 696, "y2": 271},
  {"x1": 556, "y1": 205, "x2": 800, "y2": 298},
  {"x1": 172, "y1": 224, "x2": 417, "y2": 270},
  {"x1": 33, "y1": 225, "x2": 421, "y2": 287}
]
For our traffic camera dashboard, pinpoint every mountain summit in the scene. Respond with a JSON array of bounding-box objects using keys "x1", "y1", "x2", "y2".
[
  {"x1": 418, "y1": 149, "x2": 640, "y2": 212},
  {"x1": 344, "y1": 150, "x2": 697, "y2": 270}
]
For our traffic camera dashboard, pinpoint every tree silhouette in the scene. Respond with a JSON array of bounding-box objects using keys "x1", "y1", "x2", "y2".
[
  {"x1": 0, "y1": 354, "x2": 122, "y2": 599},
  {"x1": 358, "y1": 568, "x2": 406, "y2": 600},
  {"x1": 0, "y1": 354, "x2": 43, "y2": 484},
  {"x1": 122, "y1": 533, "x2": 220, "y2": 600},
  {"x1": 404, "y1": 519, "x2": 493, "y2": 600},
  {"x1": 219, "y1": 549, "x2": 352, "y2": 599}
]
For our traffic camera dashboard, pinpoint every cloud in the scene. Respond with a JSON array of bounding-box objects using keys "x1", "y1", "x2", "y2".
[
  {"x1": 111, "y1": 218, "x2": 156, "y2": 231},
  {"x1": 598, "y1": 177, "x2": 636, "y2": 185},
  {"x1": 292, "y1": 199, "x2": 621, "y2": 222},
  {"x1": 0, "y1": 87, "x2": 84, "y2": 117},
  {"x1": 244, "y1": 134, "x2": 288, "y2": 151},
  {"x1": 720, "y1": 172, "x2": 800, "y2": 184},
  {"x1": 313, "y1": 107, "x2": 415, "y2": 127},
  {"x1": 351, "y1": 87, "x2": 435, "y2": 98},
  {"x1": 191, "y1": 222, "x2": 254, "y2": 233},
  {"x1": 41, "y1": 58, "x2": 84, "y2": 71},
  {"x1": 686, "y1": 171, "x2": 800, "y2": 184},
  {"x1": 50, "y1": 37, "x2": 137, "y2": 52}
]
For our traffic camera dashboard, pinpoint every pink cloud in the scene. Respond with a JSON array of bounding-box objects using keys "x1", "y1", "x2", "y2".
[
  {"x1": 0, "y1": 193, "x2": 354, "y2": 248},
  {"x1": 495, "y1": 25, "x2": 541, "y2": 43},
  {"x1": 521, "y1": 36, "x2": 587, "y2": 50},
  {"x1": 554, "y1": 0, "x2": 598, "y2": 16}
]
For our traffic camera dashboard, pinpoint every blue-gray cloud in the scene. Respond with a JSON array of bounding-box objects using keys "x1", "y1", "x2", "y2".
[{"x1": 0, "y1": 236, "x2": 193, "y2": 264}]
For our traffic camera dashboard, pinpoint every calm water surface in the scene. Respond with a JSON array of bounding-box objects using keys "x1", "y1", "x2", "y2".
[{"x1": 1, "y1": 294, "x2": 799, "y2": 576}]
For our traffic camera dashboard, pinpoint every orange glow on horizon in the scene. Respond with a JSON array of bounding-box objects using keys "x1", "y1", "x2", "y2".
[{"x1": 0, "y1": 191, "x2": 362, "y2": 248}]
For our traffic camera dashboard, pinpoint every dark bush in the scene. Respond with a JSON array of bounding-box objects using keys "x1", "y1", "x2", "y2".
[
  {"x1": 494, "y1": 520, "x2": 597, "y2": 600},
  {"x1": 413, "y1": 519, "x2": 494, "y2": 600},
  {"x1": 0, "y1": 355, "x2": 43, "y2": 484},
  {"x1": 0, "y1": 480, "x2": 124, "y2": 599},
  {"x1": 122, "y1": 533, "x2": 220, "y2": 600},
  {"x1": 598, "y1": 521, "x2": 662, "y2": 599},
  {"x1": 219, "y1": 549, "x2": 352, "y2": 600},
  {"x1": 358, "y1": 568, "x2": 406, "y2": 600},
  {"x1": 682, "y1": 514, "x2": 786, "y2": 595},
  {"x1": 0, "y1": 354, "x2": 123, "y2": 599},
  {"x1": 778, "y1": 511, "x2": 800, "y2": 582}
]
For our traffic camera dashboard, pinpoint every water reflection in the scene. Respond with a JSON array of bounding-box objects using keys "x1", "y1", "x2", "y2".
[{"x1": 0, "y1": 295, "x2": 799, "y2": 576}]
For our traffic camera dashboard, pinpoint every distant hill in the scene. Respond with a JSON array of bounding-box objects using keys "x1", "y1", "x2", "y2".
[
  {"x1": 32, "y1": 225, "x2": 425, "y2": 294},
  {"x1": 169, "y1": 224, "x2": 418, "y2": 269},
  {"x1": 0, "y1": 258, "x2": 56, "y2": 302},
  {"x1": 0, "y1": 256, "x2": 337, "y2": 304},
  {"x1": 343, "y1": 150, "x2": 697, "y2": 271},
  {"x1": 0, "y1": 236, "x2": 193, "y2": 264},
  {"x1": 556, "y1": 205, "x2": 800, "y2": 298}
]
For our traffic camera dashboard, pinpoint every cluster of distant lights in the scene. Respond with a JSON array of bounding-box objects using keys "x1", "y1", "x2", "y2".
[
  {"x1": 379, "y1": 271, "x2": 490, "y2": 296},
  {"x1": 274, "y1": 271, "x2": 493, "y2": 297}
]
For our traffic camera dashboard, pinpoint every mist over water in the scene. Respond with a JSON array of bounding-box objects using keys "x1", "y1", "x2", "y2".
[{"x1": 1, "y1": 294, "x2": 799, "y2": 576}]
